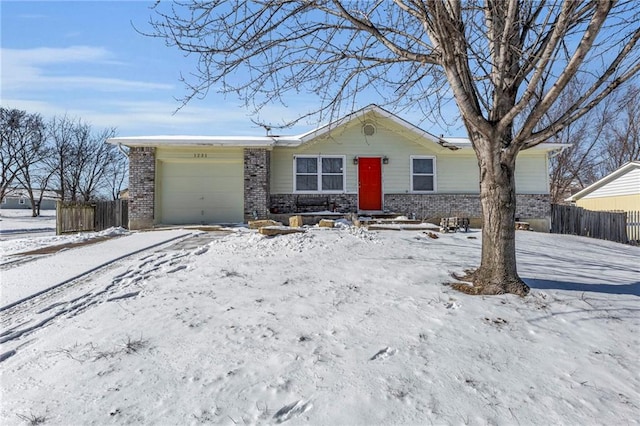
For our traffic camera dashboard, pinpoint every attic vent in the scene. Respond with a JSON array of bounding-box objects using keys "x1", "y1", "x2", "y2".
[{"x1": 362, "y1": 123, "x2": 376, "y2": 136}]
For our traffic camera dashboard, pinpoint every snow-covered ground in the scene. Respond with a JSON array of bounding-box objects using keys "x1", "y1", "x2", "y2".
[
  {"x1": 1, "y1": 210, "x2": 639, "y2": 425},
  {"x1": 0, "y1": 209, "x2": 56, "y2": 242}
]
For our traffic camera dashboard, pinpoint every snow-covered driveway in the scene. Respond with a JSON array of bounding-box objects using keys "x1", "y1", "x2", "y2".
[{"x1": 1, "y1": 229, "x2": 193, "y2": 309}]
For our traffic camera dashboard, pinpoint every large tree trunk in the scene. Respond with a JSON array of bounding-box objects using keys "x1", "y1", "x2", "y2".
[{"x1": 452, "y1": 135, "x2": 530, "y2": 297}]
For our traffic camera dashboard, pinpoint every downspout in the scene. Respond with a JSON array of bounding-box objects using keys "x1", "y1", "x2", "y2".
[{"x1": 116, "y1": 143, "x2": 129, "y2": 158}]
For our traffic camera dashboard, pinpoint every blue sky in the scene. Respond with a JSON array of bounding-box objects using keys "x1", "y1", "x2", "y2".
[{"x1": 1, "y1": 1, "x2": 461, "y2": 137}]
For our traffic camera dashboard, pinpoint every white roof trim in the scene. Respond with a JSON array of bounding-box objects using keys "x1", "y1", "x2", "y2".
[
  {"x1": 296, "y1": 104, "x2": 442, "y2": 145},
  {"x1": 107, "y1": 104, "x2": 570, "y2": 153},
  {"x1": 107, "y1": 135, "x2": 294, "y2": 148},
  {"x1": 565, "y1": 161, "x2": 640, "y2": 202}
]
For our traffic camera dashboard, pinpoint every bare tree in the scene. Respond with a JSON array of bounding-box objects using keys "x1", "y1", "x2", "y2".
[
  {"x1": 599, "y1": 84, "x2": 640, "y2": 175},
  {"x1": 76, "y1": 127, "x2": 118, "y2": 202},
  {"x1": 546, "y1": 83, "x2": 612, "y2": 204},
  {"x1": 106, "y1": 148, "x2": 129, "y2": 201},
  {"x1": 0, "y1": 108, "x2": 25, "y2": 201},
  {"x1": 46, "y1": 115, "x2": 77, "y2": 202},
  {"x1": 0, "y1": 108, "x2": 50, "y2": 215},
  {"x1": 11, "y1": 112, "x2": 51, "y2": 217},
  {"x1": 148, "y1": 0, "x2": 640, "y2": 296},
  {"x1": 47, "y1": 116, "x2": 118, "y2": 202}
]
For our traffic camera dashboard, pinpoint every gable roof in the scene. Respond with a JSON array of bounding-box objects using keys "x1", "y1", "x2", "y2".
[
  {"x1": 565, "y1": 161, "x2": 640, "y2": 202},
  {"x1": 107, "y1": 104, "x2": 568, "y2": 152}
]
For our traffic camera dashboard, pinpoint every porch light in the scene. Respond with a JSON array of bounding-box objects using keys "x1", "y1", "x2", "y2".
[
  {"x1": 353, "y1": 157, "x2": 359, "y2": 165},
  {"x1": 382, "y1": 156, "x2": 389, "y2": 164}
]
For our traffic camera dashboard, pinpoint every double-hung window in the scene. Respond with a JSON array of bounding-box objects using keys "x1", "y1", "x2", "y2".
[
  {"x1": 411, "y1": 156, "x2": 436, "y2": 192},
  {"x1": 294, "y1": 156, "x2": 345, "y2": 192}
]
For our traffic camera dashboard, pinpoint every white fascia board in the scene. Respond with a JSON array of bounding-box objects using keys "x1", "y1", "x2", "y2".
[
  {"x1": 294, "y1": 104, "x2": 444, "y2": 148},
  {"x1": 107, "y1": 135, "x2": 285, "y2": 148},
  {"x1": 441, "y1": 137, "x2": 570, "y2": 152}
]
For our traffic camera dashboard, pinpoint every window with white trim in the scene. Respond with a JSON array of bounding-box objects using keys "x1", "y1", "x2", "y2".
[
  {"x1": 19, "y1": 198, "x2": 26, "y2": 205},
  {"x1": 411, "y1": 156, "x2": 436, "y2": 192},
  {"x1": 294, "y1": 156, "x2": 345, "y2": 192}
]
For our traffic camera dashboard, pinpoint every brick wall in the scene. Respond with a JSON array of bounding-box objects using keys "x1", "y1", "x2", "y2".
[
  {"x1": 244, "y1": 148, "x2": 271, "y2": 221},
  {"x1": 270, "y1": 192, "x2": 550, "y2": 221},
  {"x1": 128, "y1": 147, "x2": 155, "y2": 230},
  {"x1": 384, "y1": 193, "x2": 550, "y2": 221},
  {"x1": 269, "y1": 194, "x2": 357, "y2": 214}
]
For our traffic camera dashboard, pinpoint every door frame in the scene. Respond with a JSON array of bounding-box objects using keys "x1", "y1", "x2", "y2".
[{"x1": 357, "y1": 156, "x2": 383, "y2": 212}]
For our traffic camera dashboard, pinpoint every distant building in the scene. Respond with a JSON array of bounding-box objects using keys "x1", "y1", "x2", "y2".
[
  {"x1": 565, "y1": 161, "x2": 640, "y2": 212},
  {"x1": 1, "y1": 188, "x2": 60, "y2": 210}
]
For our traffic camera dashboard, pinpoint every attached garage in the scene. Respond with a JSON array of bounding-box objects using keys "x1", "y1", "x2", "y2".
[{"x1": 156, "y1": 148, "x2": 244, "y2": 225}]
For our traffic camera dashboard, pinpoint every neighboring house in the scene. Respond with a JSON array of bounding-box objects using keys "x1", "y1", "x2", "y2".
[
  {"x1": 1, "y1": 188, "x2": 60, "y2": 210},
  {"x1": 565, "y1": 161, "x2": 640, "y2": 212},
  {"x1": 108, "y1": 104, "x2": 567, "y2": 231}
]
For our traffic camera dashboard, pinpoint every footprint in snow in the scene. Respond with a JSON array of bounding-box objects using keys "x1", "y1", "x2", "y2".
[
  {"x1": 445, "y1": 301, "x2": 461, "y2": 309},
  {"x1": 370, "y1": 346, "x2": 397, "y2": 361},
  {"x1": 273, "y1": 399, "x2": 313, "y2": 423},
  {"x1": 193, "y1": 247, "x2": 209, "y2": 255}
]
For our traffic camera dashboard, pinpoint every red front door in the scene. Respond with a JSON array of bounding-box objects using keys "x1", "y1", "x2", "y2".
[{"x1": 358, "y1": 157, "x2": 382, "y2": 211}]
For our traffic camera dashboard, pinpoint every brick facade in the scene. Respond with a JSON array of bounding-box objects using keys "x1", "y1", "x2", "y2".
[
  {"x1": 270, "y1": 192, "x2": 550, "y2": 221},
  {"x1": 128, "y1": 147, "x2": 155, "y2": 230},
  {"x1": 270, "y1": 194, "x2": 358, "y2": 214},
  {"x1": 244, "y1": 148, "x2": 271, "y2": 221},
  {"x1": 384, "y1": 193, "x2": 550, "y2": 221}
]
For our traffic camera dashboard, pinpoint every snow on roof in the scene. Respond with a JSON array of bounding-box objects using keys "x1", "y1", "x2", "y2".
[
  {"x1": 107, "y1": 105, "x2": 569, "y2": 152},
  {"x1": 107, "y1": 135, "x2": 298, "y2": 148}
]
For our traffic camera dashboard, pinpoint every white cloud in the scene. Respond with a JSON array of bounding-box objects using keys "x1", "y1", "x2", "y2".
[
  {"x1": 0, "y1": 98, "x2": 316, "y2": 137},
  {"x1": 5, "y1": 46, "x2": 112, "y2": 64},
  {"x1": 0, "y1": 46, "x2": 173, "y2": 93}
]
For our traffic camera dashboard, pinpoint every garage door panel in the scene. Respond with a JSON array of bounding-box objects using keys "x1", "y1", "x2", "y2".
[{"x1": 158, "y1": 160, "x2": 244, "y2": 224}]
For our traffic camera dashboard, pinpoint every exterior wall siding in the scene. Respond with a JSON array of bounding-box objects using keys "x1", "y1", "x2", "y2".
[
  {"x1": 244, "y1": 148, "x2": 271, "y2": 221},
  {"x1": 576, "y1": 194, "x2": 640, "y2": 212},
  {"x1": 582, "y1": 168, "x2": 640, "y2": 198},
  {"x1": 270, "y1": 118, "x2": 442, "y2": 194},
  {"x1": 270, "y1": 113, "x2": 550, "y2": 195},
  {"x1": 1, "y1": 198, "x2": 57, "y2": 210},
  {"x1": 128, "y1": 147, "x2": 156, "y2": 230}
]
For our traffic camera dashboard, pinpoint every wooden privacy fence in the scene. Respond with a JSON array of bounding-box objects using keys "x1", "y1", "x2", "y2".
[
  {"x1": 628, "y1": 210, "x2": 640, "y2": 244},
  {"x1": 94, "y1": 200, "x2": 128, "y2": 231},
  {"x1": 56, "y1": 200, "x2": 128, "y2": 234},
  {"x1": 550, "y1": 204, "x2": 639, "y2": 245}
]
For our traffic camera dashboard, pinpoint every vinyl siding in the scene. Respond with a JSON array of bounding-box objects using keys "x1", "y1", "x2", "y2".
[
  {"x1": 515, "y1": 153, "x2": 550, "y2": 194},
  {"x1": 582, "y1": 167, "x2": 640, "y2": 198},
  {"x1": 576, "y1": 194, "x2": 640, "y2": 212},
  {"x1": 271, "y1": 118, "x2": 441, "y2": 194},
  {"x1": 270, "y1": 115, "x2": 551, "y2": 195}
]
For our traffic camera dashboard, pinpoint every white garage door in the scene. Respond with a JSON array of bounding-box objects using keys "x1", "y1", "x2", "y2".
[{"x1": 158, "y1": 159, "x2": 244, "y2": 224}]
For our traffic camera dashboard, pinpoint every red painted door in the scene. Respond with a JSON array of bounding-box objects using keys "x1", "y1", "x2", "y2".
[{"x1": 358, "y1": 157, "x2": 382, "y2": 211}]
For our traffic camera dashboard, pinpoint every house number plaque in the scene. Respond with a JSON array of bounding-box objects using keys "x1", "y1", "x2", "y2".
[{"x1": 193, "y1": 153, "x2": 208, "y2": 158}]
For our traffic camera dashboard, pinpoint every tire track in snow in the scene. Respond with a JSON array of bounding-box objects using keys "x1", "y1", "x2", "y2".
[
  {"x1": 0, "y1": 233, "x2": 192, "y2": 313},
  {"x1": 0, "y1": 234, "x2": 215, "y2": 362}
]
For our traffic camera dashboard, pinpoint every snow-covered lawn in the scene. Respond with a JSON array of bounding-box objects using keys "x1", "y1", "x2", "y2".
[
  {"x1": 1, "y1": 212, "x2": 638, "y2": 425},
  {"x1": 0, "y1": 209, "x2": 56, "y2": 233}
]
